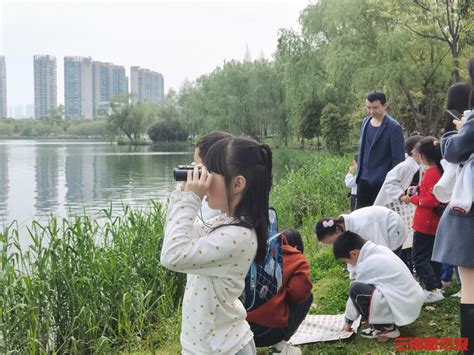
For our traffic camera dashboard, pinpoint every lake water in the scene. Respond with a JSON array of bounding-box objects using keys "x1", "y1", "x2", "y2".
[{"x1": 0, "y1": 140, "x2": 193, "y2": 229}]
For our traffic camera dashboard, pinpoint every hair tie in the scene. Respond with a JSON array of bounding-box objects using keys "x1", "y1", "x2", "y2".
[
  {"x1": 433, "y1": 140, "x2": 439, "y2": 146},
  {"x1": 322, "y1": 220, "x2": 334, "y2": 228}
]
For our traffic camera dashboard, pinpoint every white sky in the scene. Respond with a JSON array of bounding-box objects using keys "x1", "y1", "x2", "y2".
[{"x1": 1, "y1": 0, "x2": 310, "y2": 108}]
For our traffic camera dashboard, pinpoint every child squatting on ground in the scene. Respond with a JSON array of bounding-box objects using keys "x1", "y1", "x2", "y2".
[
  {"x1": 160, "y1": 137, "x2": 272, "y2": 354},
  {"x1": 334, "y1": 231, "x2": 424, "y2": 342},
  {"x1": 246, "y1": 229, "x2": 313, "y2": 355}
]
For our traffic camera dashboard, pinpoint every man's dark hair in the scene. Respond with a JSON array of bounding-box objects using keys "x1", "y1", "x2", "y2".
[
  {"x1": 333, "y1": 231, "x2": 366, "y2": 259},
  {"x1": 405, "y1": 135, "x2": 423, "y2": 156},
  {"x1": 195, "y1": 131, "x2": 233, "y2": 160},
  {"x1": 366, "y1": 91, "x2": 387, "y2": 105}
]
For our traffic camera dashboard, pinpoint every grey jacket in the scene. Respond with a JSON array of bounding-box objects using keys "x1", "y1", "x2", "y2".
[{"x1": 432, "y1": 114, "x2": 474, "y2": 267}]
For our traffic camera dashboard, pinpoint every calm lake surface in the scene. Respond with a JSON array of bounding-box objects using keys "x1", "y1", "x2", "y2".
[{"x1": 0, "y1": 140, "x2": 193, "y2": 229}]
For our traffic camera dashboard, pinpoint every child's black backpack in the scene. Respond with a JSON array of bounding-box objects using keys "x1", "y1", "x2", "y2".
[{"x1": 242, "y1": 207, "x2": 283, "y2": 311}]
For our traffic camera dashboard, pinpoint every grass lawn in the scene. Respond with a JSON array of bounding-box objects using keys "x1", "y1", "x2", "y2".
[{"x1": 149, "y1": 243, "x2": 461, "y2": 355}]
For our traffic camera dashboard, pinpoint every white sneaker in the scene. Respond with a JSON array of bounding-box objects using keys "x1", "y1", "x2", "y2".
[
  {"x1": 441, "y1": 280, "x2": 453, "y2": 289},
  {"x1": 451, "y1": 290, "x2": 462, "y2": 298},
  {"x1": 424, "y1": 289, "x2": 445, "y2": 303},
  {"x1": 268, "y1": 340, "x2": 302, "y2": 355}
]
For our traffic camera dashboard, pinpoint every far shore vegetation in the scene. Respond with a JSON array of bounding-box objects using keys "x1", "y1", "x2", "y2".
[{"x1": 2, "y1": 0, "x2": 472, "y2": 152}]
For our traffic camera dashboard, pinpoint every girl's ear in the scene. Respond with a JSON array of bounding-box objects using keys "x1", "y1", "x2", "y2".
[{"x1": 232, "y1": 175, "x2": 246, "y2": 195}]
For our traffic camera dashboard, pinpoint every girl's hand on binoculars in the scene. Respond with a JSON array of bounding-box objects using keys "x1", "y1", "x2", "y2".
[{"x1": 183, "y1": 166, "x2": 212, "y2": 200}]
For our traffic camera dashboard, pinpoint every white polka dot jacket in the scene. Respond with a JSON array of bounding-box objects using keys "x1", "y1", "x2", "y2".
[{"x1": 161, "y1": 188, "x2": 258, "y2": 354}]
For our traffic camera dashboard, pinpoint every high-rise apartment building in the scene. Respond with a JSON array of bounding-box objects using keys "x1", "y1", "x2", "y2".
[
  {"x1": 0, "y1": 56, "x2": 6, "y2": 118},
  {"x1": 92, "y1": 62, "x2": 128, "y2": 117},
  {"x1": 64, "y1": 56, "x2": 93, "y2": 119},
  {"x1": 130, "y1": 66, "x2": 164, "y2": 105},
  {"x1": 34, "y1": 55, "x2": 57, "y2": 119}
]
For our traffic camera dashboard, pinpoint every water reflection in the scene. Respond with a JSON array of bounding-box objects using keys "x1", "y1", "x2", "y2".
[
  {"x1": 0, "y1": 145, "x2": 8, "y2": 225},
  {"x1": 0, "y1": 140, "x2": 193, "y2": 231},
  {"x1": 35, "y1": 144, "x2": 60, "y2": 213}
]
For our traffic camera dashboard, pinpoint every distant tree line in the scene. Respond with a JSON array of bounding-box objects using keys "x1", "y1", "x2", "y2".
[
  {"x1": 132, "y1": 0, "x2": 472, "y2": 151},
  {"x1": 3, "y1": 0, "x2": 472, "y2": 152}
]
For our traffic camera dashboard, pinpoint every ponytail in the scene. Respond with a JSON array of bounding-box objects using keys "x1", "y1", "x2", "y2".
[{"x1": 416, "y1": 136, "x2": 443, "y2": 173}]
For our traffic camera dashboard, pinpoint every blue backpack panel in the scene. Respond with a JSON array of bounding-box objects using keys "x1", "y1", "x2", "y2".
[{"x1": 242, "y1": 207, "x2": 283, "y2": 311}]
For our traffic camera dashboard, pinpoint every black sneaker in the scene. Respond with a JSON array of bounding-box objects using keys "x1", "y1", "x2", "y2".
[{"x1": 360, "y1": 325, "x2": 400, "y2": 342}]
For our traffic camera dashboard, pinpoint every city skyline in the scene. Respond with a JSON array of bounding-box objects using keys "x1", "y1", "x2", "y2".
[
  {"x1": 4, "y1": 54, "x2": 165, "y2": 114},
  {"x1": 2, "y1": 1, "x2": 306, "y2": 108},
  {"x1": 4, "y1": 54, "x2": 163, "y2": 119}
]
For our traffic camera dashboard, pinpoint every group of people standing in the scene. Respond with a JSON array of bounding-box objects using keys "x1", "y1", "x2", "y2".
[
  {"x1": 335, "y1": 59, "x2": 474, "y2": 352},
  {"x1": 159, "y1": 58, "x2": 474, "y2": 354}
]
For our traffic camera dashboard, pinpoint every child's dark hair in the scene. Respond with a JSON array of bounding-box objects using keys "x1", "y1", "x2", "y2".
[
  {"x1": 204, "y1": 137, "x2": 273, "y2": 263},
  {"x1": 195, "y1": 131, "x2": 233, "y2": 160},
  {"x1": 333, "y1": 231, "x2": 366, "y2": 259},
  {"x1": 315, "y1": 217, "x2": 344, "y2": 241},
  {"x1": 405, "y1": 135, "x2": 423, "y2": 156},
  {"x1": 353, "y1": 154, "x2": 358, "y2": 162},
  {"x1": 366, "y1": 91, "x2": 387, "y2": 105},
  {"x1": 282, "y1": 229, "x2": 304, "y2": 254},
  {"x1": 415, "y1": 136, "x2": 443, "y2": 173}
]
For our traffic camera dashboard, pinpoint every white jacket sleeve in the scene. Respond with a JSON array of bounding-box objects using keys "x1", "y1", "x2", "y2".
[
  {"x1": 382, "y1": 165, "x2": 406, "y2": 201},
  {"x1": 344, "y1": 297, "x2": 360, "y2": 323},
  {"x1": 344, "y1": 173, "x2": 357, "y2": 189},
  {"x1": 160, "y1": 189, "x2": 255, "y2": 277}
]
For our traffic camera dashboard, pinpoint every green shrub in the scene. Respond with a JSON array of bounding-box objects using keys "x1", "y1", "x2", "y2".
[{"x1": 270, "y1": 152, "x2": 350, "y2": 228}]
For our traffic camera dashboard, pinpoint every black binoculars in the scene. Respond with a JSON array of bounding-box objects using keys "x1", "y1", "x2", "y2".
[{"x1": 173, "y1": 165, "x2": 202, "y2": 181}]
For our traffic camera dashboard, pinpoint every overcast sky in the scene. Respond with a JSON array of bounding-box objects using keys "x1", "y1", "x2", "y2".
[{"x1": 1, "y1": 0, "x2": 310, "y2": 108}]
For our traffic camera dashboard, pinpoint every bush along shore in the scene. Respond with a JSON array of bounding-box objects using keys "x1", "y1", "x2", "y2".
[{"x1": 1, "y1": 152, "x2": 460, "y2": 353}]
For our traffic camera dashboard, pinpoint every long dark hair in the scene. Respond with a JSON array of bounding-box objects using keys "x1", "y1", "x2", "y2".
[
  {"x1": 445, "y1": 83, "x2": 471, "y2": 132},
  {"x1": 444, "y1": 58, "x2": 474, "y2": 132},
  {"x1": 204, "y1": 137, "x2": 273, "y2": 263},
  {"x1": 416, "y1": 136, "x2": 443, "y2": 173}
]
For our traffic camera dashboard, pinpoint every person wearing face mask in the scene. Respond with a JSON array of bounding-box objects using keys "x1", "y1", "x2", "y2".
[
  {"x1": 373, "y1": 134, "x2": 424, "y2": 274},
  {"x1": 374, "y1": 134, "x2": 424, "y2": 207},
  {"x1": 336, "y1": 232, "x2": 424, "y2": 342}
]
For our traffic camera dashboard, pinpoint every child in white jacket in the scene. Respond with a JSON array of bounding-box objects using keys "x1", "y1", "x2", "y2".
[
  {"x1": 374, "y1": 135, "x2": 423, "y2": 207},
  {"x1": 335, "y1": 231, "x2": 424, "y2": 341},
  {"x1": 315, "y1": 206, "x2": 407, "y2": 252},
  {"x1": 345, "y1": 155, "x2": 358, "y2": 211},
  {"x1": 161, "y1": 137, "x2": 273, "y2": 354}
]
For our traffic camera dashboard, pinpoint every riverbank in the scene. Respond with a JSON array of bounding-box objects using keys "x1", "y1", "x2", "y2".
[{"x1": 1, "y1": 152, "x2": 459, "y2": 353}]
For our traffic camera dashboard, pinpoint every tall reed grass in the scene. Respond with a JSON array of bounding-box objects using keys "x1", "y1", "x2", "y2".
[{"x1": 1, "y1": 202, "x2": 184, "y2": 353}]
